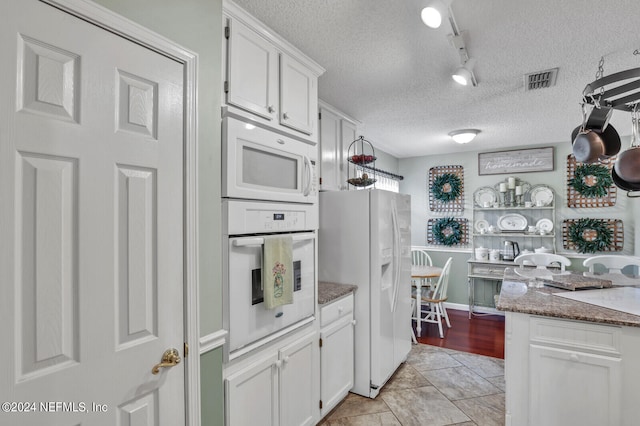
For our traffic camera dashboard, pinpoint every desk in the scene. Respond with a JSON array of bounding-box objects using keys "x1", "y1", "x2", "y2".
[{"x1": 411, "y1": 265, "x2": 442, "y2": 338}]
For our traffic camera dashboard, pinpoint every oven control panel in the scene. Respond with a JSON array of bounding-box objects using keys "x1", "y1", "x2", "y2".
[{"x1": 224, "y1": 200, "x2": 319, "y2": 235}]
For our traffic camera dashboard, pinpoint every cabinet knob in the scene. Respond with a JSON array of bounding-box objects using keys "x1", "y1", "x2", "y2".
[
  {"x1": 569, "y1": 353, "x2": 580, "y2": 362},
  {"x1": 274, "y1": 359, "x2": 282, "y2": 369},
  {"x1": 282, "y1": 356, "x2": 290, "y2": 364},
  {"x1": 268, "y1": 105, "x2": 276, "y2": 113},
  {"x1": 283, "y1": 112, "x2": 289, "y2": 120}
]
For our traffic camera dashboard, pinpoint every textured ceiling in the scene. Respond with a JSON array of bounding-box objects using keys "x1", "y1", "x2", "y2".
[{"x1": 231, "y1": 0, "x2": 640, "y2": 158}]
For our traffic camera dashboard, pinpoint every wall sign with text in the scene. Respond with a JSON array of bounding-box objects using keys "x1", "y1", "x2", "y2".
[{"x1": 478, "y1": 147, "x2": 554, "y2": 175}]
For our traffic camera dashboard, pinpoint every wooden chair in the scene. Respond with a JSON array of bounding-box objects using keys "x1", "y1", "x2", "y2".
[
  {"x1": 412, "y1": 257, "x2": 453, "y2": 339},
  {"x1": 583, "y1": 255, "x2": 640, "y2": 286},
  {"x1": 514, "y1": 253, "x2": 571, "y2": 271}
]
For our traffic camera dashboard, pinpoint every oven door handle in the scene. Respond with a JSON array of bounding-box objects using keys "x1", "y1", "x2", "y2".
[{"x1": 232, "y1": 232, "x2": 316, "y2": 247}]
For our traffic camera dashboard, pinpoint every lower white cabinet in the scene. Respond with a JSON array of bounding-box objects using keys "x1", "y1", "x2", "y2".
[
  {"x1": 505, "y1": 312, "x2": 640, "y2": 426},
  {"x1": 319, "y1": 293, "x2": 355, "y2": 417},
  {"x1": 225, "y1": 330, "x2": 319, "y2": 426}
]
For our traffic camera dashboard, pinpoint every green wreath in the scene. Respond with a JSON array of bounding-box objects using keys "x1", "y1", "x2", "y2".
[
  {"x1": 433, "y1": 217, "x2": 462, "y2": 246},
  {"x1": 569, "y1": 164, "x2": 613, "y2": 198},
  {"x1": 568, "y1": 218, "x2": 613, "y2": 253},
  {"x1": 432, "y1": 173, "x2": 462, "y2": 203}
]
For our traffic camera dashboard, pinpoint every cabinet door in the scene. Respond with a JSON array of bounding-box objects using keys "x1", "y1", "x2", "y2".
[
  {"x1": 227, "y1": 18, "x2": 278, "y2": 121},
  {"x1": 319, "y1": 108, "x2": 340, "y2": 191},
  {"x1": 320, "y1": 315, "x2": 354, "y2": 416},
  {"x1": 280, "y1": 54, "x2": 317, "y2": 135},
  {"x1": 340, "y1": 119, "x2": 357, "y2": 190},
  {"x1": 529, "y1": 344, "x2": 621, "y2": 426},
  {"x1": 225, "y1": 353, "x2": 279, "y2": 426},
  {"x1": 279, "y1": 331, "x2": 319, "y2": 426}
]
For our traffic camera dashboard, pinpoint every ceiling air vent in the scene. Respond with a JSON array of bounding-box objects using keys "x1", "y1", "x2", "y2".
[{"x1": 524, "y1": 68, "x2": 559, "y2": 91}]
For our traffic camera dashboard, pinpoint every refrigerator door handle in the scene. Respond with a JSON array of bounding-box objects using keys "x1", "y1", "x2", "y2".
[{"x1": 390, "y1": 199, "x2": 401, "y2": 312}]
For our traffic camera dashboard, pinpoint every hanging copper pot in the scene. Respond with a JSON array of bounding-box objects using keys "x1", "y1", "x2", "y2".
[
  {"x1": 613, "y1": 109, "x2": 640, "y2": 184},
  {"x1": 571, "y1": 105, "x2": 620, "y2": 163}
]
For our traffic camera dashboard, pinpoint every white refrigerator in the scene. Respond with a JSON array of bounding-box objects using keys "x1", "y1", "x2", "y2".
[{"x1": 318, "y1": 189, "x2": 412, "y2": 398}]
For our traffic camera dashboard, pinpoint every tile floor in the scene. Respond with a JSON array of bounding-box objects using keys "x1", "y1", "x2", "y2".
[{"x1": 318, "y1": 344, "x2": 505, "y2": 426}]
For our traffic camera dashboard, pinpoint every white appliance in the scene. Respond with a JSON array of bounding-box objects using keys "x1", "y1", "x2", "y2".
[
  {"x1": 223, "y1": 199, "x2": 318, "y2": 360},
  {"x1": 222, "y1": 115, "x2": 318, "y2": 204},
  {"x1": 318, "y1": 189, "x2": 411, "y2": 398}
]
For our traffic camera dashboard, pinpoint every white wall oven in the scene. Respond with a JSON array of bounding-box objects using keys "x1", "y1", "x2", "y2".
[
  {"x1": 223, "y1": 200, "x2": 317, "y2": 359},
  {"x1": 222, "y1": 116, "x2": 318, "y2": 204}
]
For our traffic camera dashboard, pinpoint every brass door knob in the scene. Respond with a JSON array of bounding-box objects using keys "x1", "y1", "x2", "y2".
[{"x1": 151, "y1": 348, "x2": 181, "y2": 375}]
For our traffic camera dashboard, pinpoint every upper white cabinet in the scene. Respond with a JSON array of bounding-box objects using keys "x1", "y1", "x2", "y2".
[
  {"x1": 318, "y1": 101, "x2": 360, "y2": 191},
  {"x1": 226, "y1": 18, "x2": 278, "y2": 122},
  {"x1": 223, "y1": 0, "x2": 325, "y2": 143}
]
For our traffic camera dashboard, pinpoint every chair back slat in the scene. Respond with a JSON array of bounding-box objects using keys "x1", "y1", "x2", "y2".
[
  {"x1": 431, "y1": 257, "x2": 453, "y2": 301},
  {"x1": 411, "y1": 247, "x2": 433, "y2": 267}
]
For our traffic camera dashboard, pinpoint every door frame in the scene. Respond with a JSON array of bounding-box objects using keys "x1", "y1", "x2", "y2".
[{"x1": 39, "y1": 0, "x2": 201, "y2": 424}]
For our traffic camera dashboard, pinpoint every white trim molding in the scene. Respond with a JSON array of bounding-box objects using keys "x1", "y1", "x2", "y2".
[
  {"x1": 200, "y1": 330, "x2": 229, "y2": 355},
  {"x1": 40, "y1": 1, "x2": 201, "y2": 425}
]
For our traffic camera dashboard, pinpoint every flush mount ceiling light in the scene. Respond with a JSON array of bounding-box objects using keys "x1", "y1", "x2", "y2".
[
  {"x1": 448, "y1": 129, "x2": 480, "y2": 144},
  {"x1": 420, "y1": 0, "x2": 452, "y2": 29}
]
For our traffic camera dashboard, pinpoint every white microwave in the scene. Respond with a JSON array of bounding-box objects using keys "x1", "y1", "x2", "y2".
[{"x1": 223, "y1": 117, "x2": 317, "y2": 204}]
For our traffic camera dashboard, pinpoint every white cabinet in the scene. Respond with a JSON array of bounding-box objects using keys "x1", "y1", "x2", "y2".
[
  {"x1": 225, "y1": 330, "x2": 319, "y2": 426},
  {"x1": 280, "y1": 55, "x2": 317, "y2": 135},
  {"x1": 223, "y1": 1, "x2": 324, "y2": 142},
  {"x1": 504, "y1": 313, "x2": 640, "y2": 426},
  {"x1": 226, "y1": 17, "x2": 278, "y2": 122},
  {"x1": 318, "y1": 101, "x2": 360, "y2": 191},
  {"x1": 319, "y1": 293, "x2": 355, "y2": 418}
]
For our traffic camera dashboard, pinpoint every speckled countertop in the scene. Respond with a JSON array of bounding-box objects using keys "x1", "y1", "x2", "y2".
[
  {"x1": 318, "y1": 281, "x2": 357, "y2": 305},
  {"x1": 496, "y1": 268, "x2": 640, "y2": 327}
]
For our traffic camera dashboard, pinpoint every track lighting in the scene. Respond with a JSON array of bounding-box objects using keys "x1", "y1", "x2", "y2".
[
  {"x1": 452, "y1": 58, "x2": 477, "y2": 86},
  {"x1": 448, "y1": 129, "x2": 480, "y2": 144},
  {"x1": 420, "y1": 0, "x2": 452, "y2": 29}
]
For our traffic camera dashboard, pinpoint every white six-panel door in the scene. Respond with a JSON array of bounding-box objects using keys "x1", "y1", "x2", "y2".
[{"x1": 0, "y1": 1, "x2": 186, "y2": 424}]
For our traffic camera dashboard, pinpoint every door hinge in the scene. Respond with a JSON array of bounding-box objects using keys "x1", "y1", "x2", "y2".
[
  {"x1": 319, "y1": 400, "x2": 323, "y2": 409},
  {"x1": 319, "y1": 338, "x2": 323, "y2": 348},
  {"x1": 318, "y1": 112, "x2": 322, "y2": 120},
  {"x1": 224, "y1": 26, "x2": 230, "y2": 39},
  {"x1": 184, "y1": 342, "x2": 189, "y2": 357},
  {"x1": 224, "y1": 81, "x2": 229, "y2": 93},
  {"x1": 319, "y1": 177, "x2": 323, "y2": 185}
]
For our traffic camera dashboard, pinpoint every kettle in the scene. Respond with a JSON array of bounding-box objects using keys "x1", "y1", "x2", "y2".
[{"x1": 503, "y1": 240, "x2": 520, "y2": 261}]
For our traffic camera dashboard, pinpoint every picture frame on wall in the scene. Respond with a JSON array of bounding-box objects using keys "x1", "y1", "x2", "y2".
[{"x1": 478, "y1": 147, "x2": 554, "y2": 175}]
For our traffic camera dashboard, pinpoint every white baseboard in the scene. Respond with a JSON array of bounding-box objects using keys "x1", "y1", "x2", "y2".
[{"x1": 444, "y1": 302, "x2": 504, "y2": 316}]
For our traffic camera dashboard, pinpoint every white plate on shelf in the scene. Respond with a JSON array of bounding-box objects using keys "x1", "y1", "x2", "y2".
[
  {"x1": 474, "y1": 186, "x2": 498, "y2": 207},
  {"x1": 474, "y1": 219, "x2": 490, "y2": 233},
  {"x1": 528, "y1": 185, "x2": 554, "y2": 206},
  {"x1": 536, "y1": 218, "x2": 554, "y2": 232},
  {"x1": 497, "y1": 213, "x2": 527, "y2": 231}
]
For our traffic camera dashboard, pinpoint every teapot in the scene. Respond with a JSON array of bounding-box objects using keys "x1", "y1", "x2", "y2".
[{"x1": 502, "y1": 240, "x2": 520, "y2": 261}]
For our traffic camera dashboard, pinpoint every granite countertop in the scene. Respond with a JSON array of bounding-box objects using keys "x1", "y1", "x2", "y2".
[
  {"x1": 496, "y1": 268, "x2": 640, "y2": 327},
  {"x1": 318, "y1": 281, "x2": 357, "y2": 305}
]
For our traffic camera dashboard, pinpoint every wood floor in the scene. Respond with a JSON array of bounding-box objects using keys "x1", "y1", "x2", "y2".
[{"x1": 414, "y1": 308, "x2": 505, "y2": 359}]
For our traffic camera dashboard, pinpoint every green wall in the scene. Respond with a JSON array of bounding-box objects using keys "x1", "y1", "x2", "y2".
[
  {"x1": 90, "y1": 1, "x2": 224, "y2": 425},
  {"x1": 400, "y1": 140, "x2": 638, "y2": 308}
]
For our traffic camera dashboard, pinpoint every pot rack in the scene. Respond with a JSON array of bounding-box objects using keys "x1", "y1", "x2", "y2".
[
  {"x1": 582, "y1": 67, "x2": 640, "y2": 111},
  {"x1": 578, "y1": 64, "x2": 640, "y2": 197}
]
